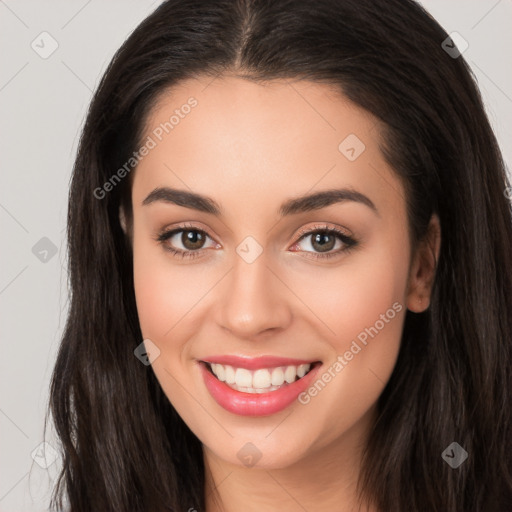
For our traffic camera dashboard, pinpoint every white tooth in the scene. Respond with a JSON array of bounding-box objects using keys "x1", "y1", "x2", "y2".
[
  {"x1": 225, "y1": 365, "x2": 236, "y2": 384},
  {"x1": 284, "y1": 365, "x2": 297, "y2": 383},
  {"x1": 297, "y1": 363, "x2": 310, "y2": 378},
  {"x1": 215, "y1": 364, "x2": 226, "y2": 382},
  {"x1": 210, "y1": 363, "x2": 219, "y2": 379},
  {"x1": 253, "y1": 369, "x2": 272, "y2": 389},
  {"x1": 271, "y1": 367, "x2": 285, "y2": 386},
  {"x1": 227, "y1": 382, "x2": 284, "y2": 393},
  {"x1": 235, "y1": 368, "x2": 253, "y2": 387}
]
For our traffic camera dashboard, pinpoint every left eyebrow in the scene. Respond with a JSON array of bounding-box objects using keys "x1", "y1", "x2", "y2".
[
  {"x1": 141, "y1": 186, "x2": 379, "y2": 217},
  {"x1": 278, "y1": 188, "x2": 379, "y2": 217}
]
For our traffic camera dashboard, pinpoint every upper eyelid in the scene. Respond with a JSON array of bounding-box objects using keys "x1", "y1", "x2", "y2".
[{"x1": 295, "y1": 223, "x2": 353, "y2": 239}]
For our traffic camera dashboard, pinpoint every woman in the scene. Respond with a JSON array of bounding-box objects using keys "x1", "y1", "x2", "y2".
[{"x1": 46, "y1": 0, "x2": 512, "y2": 510}]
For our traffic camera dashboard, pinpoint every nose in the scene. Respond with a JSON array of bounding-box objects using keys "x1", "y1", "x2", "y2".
[{"x1": 216, "y1": 253, "x2": 293, "y2": 339}]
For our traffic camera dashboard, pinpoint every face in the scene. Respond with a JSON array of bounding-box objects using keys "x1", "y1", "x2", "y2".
[{"x1": 128, "y1": 75, "x2": 425, "y2": 470}]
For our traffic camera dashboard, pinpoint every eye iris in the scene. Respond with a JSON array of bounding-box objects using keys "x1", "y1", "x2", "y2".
[
  {"x1": 182, "y1": 230, "x2": 205, "y2": 250},
  {"x1": 311, "y1": 232, "x2": 335, "y2": 252}
]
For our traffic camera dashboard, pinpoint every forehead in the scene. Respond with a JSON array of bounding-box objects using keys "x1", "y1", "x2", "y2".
[
  {"x1": 141, "y1": 75, "x2": 377, "y2": 160},
  {"x1": 132, "y1": 75, "x2": 403, "y2": 219}
]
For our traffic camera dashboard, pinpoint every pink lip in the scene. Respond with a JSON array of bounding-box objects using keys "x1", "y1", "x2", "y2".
[
  {"x1": 200, "y1": 354, "x2": 318, "y2": 370},
  {"x1": 199, "y1": 360, "x2": 322, "y2": 417}
]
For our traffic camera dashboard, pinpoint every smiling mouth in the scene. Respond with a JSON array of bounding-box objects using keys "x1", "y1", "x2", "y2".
[{"x1": 202, "y1": 361, "x2": 322, "y2": 394}]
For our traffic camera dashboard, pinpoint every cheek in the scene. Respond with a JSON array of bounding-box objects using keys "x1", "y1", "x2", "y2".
[
  {"x1": 289, "y1": 236, "x2": 409, "y2": 346},
  {"x1": 132, "y1": 233, "x2": 210, "y2": 341},
  {"x1": 133, "y1": 243, "x2": 176, "y2": 340},
  {"x1": 288, "y1": 235, "x2": 409, "y2": 440},
  {"x1": 131, "y1": 233, "x2": 224, "y2": 439}
]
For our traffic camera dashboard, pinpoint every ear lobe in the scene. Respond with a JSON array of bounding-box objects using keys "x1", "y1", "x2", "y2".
[{"x1": 406, "y1": 214, "x2": 441, "y2": 313}]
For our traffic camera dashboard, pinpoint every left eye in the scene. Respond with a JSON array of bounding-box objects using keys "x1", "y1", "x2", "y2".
[
  {"x1": 297, "y1": 231, "x2": 341, "y2": 253},
  {"x1": 292, "y1": 228, "x2": 357, "y2": 255}
]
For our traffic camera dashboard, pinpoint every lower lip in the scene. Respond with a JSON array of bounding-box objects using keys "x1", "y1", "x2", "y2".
[{"x1": 199, "y1": 362, "x2": 321, "y2": 416}]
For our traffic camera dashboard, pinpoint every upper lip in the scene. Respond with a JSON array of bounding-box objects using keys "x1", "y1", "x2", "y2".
[{"x1": 200, "y1": 355, "x2": 320, "y2": 370}]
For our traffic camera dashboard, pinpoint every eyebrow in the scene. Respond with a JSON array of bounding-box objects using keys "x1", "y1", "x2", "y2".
[{"x1": 142, "y1": 186, "x2": 379, "y2": 217}]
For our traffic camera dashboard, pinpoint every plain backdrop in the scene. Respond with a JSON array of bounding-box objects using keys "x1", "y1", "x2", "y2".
[{"x1": 1, "y1": 1, "x2": 511, "y2": 510}]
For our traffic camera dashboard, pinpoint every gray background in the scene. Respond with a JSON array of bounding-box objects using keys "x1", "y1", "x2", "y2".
[{"x1": 1, "y1": 1, "x2": 511, "y2": 510}]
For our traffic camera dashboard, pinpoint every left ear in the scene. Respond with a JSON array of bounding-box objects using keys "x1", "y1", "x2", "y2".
[{"x1": 406, "y1": 214, "x2": 441, "y2": 312}]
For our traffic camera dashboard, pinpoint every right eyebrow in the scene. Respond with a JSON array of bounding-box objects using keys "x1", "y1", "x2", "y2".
[{"x1": 142, "y1": 187, "x2": 221, "y2": 215}]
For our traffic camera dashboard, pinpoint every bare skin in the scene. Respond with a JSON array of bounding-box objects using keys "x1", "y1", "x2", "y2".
[{"x1": 123, "y1": 75, "x2": 440, "y2": 512}]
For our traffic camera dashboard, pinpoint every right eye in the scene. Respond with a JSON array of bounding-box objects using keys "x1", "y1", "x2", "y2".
[{"x1": 156, "y1": 225, "x2": 219, "y2": 259}]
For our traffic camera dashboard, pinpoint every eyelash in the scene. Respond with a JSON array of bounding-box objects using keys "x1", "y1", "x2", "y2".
[{"x1": 155, "y1": 222, "x2": 358, "y2": 261}]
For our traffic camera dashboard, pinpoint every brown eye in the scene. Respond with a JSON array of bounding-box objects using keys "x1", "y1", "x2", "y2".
[
  {"x1": 291, "y1": 225, "x2": 358, "y2": 260},
  {"x1": 156, "y1": 226, "x2": 218, "y2": 259},
  {"x1": 309, "y1": 232, "x2": 337, "y2": 253},
  {"x1": 181, "y1": 230, "x2": 207, "y2": 250}
]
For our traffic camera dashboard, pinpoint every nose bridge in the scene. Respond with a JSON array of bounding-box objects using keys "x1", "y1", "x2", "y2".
[{"x1": 216, "y1": 247, "x2": 291, "y2": 337}]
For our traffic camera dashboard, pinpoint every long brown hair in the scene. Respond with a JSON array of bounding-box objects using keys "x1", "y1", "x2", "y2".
[{"x1": 47, "y1": 0, "x2": 512, "y2": 510}]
